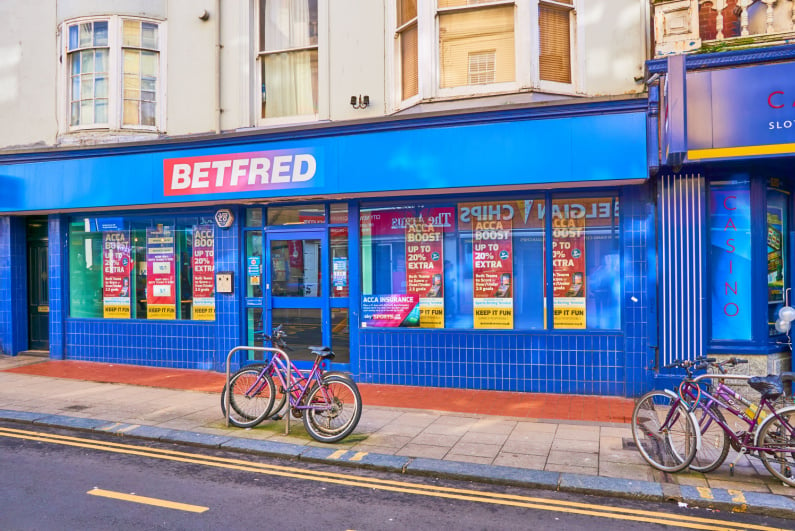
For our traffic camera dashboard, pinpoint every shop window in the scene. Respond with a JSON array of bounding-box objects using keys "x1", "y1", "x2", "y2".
[
  {"x1": 551, "y1": 198, "x2": 620, "y2": 329},
  {"x1": 393, "y1": 0, "x2": 577, "y2": 106},
  {"x1": 767, "y1": 181, "x2": 789, "y2": 335},
  {"x1": 267, "y1": 204, "x2": 325, "y2": 226},
  {"x1": 360, "y1": 195, "x2": 620, "y2": 331},
  {"x1": 65, "y1": 17, "x2": 162, "y2": 131},
  {"x1": 709, "y1": 180, "x2": 752, "y2": 340},
  {"x1": 68, "y1": 215, "x2": 215, "y2": 321},
  {"x1": 258, "y1": 0, "x2": 319, "y2": 120}
]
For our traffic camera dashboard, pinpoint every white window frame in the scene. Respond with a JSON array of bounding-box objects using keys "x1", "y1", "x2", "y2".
[
  {"x1": 59, "y1": 16, "x2": 166, "y2": 135},
  {"x1": 254, "y1": 0, "x2": 328, "y2": 127},
  {"x1": 388, "y1": 0, "x2": 581, "y2": 112}
]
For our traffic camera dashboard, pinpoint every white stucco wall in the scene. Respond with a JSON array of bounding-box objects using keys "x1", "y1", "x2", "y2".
[
  {"x1": 0, "y1": 2, "x2": 58, "y2": 149},
  {"x1": 0, "y1": 0, "x2": 647, "y2": 152}
]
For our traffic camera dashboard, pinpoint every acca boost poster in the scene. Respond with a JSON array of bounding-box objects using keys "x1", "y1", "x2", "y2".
[
  {"x1": 102, "y1": 230, "x2": 132, "y2": 318},
  {"x1": 405, "y1": 217, "x2": 444, "y2": 328},
  {"x1": 459, "y1": 202, "x2": 514, "y2": 329},
  {"x1": 192, "y1": 225, "x2": 215, "y2": 320},
  {"x1": 552, "y1": 210, "x2": 586, "y2": 329},
  {"x1": 146, "y1": 225, "x2": 176, "y2": 319}
]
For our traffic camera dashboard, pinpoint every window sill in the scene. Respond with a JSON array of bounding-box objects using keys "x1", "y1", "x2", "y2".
[{"x1": 57, "y1": 130, "x2": 162, "y2": 147}]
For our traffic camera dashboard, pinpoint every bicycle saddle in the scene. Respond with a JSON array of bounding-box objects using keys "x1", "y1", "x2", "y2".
[
  {"x1": 308, "y1": 346, "x2": 335, "y2": 359},
  {"x1": 779, "y1": 372, "x2": 795, "y2": 384},
  {"x1": 748, "y1": 375, "x2": 784, "y2": 400}
]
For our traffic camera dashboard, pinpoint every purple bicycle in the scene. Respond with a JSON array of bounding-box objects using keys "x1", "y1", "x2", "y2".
[{"x1": 221, "y1": 325, "x2": 362, "y2": 443}]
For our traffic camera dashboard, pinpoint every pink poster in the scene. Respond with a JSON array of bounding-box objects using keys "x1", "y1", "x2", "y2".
[
  {"x1": 102, "y1": 231, "x2": 132, "y2": 318},
  {"x1": 146, "y1": 225, "x2": 176, "y2": 320},
  {"x1": 192, "y1": 225, "x2": 215, "y2": 320},
  {"x1": 405, "y1": 218, "x2": 444, "y2": 328}
]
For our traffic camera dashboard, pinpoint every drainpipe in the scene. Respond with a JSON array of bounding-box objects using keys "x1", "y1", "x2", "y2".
[{"x1": 215, "y1": 0, "x2": 222, "y2": 134}]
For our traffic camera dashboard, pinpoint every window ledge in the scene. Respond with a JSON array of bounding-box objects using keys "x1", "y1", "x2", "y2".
[
  {"x1": 392, "y1": 90, "x2": 581, "y2": 116},
  {"x1": 58, "y1": 130, "x2": 163, "y2": 147}
]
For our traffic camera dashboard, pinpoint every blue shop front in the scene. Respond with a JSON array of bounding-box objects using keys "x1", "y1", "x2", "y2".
[
  {"x1": 648, "y1": 47, "x2": 795, "y2": 381},
  {"x1": 0, "y1": 100, "x2": 654, "y2": 396}
]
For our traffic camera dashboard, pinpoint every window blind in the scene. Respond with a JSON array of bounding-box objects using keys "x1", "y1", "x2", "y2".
[
  {"x1": 401, "y1": 23, "x2": 419, "y2": 99},
  {"x1": 539, "y1": 3, "x2": 571, "y2": 84}
]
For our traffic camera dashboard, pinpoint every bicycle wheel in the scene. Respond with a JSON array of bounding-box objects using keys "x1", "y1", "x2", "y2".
[
  {"x1": 220, "y1": 368, "x2": 276, "y2": 428},
  {"x1": 631, "y1": 390, "x2": 698, "y2": 473},
  {"x1": 303, "y1": 374, "x2": 362, "y2": 443},
  {"x1": 756, "y1": 406, "x2": 795, "y2": 487},
  {"x1": 690, "y1": 404, "x2": 730, "y2": 473}
]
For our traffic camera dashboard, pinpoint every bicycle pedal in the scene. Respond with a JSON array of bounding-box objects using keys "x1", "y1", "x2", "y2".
[{"x1": 270, "y1": 414, "x2": 282, "y2": 421}]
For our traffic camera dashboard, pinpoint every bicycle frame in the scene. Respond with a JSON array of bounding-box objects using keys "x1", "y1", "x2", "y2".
[
  {"x1": 252, "y1": 350, "x2": 335, "y2": 415},
  {"x1": 680, "y1": 373, "x2": 795, "y2": 457}
]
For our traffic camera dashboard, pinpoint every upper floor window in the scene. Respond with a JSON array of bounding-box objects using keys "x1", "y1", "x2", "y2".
[
  {"x1": 258, "y1": 0, "x2": 319, "y2": 120},
  {"x1": 64, "y1": 17, "x2": 162, "y2": 131},
  {"x1": 393, "y1": 0, "x2": 577, "y2": 106}
]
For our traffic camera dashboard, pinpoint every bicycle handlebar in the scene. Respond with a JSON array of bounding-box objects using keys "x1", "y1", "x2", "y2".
[
  {"x1": 253, "y1": 325, "x2": 294, "y2": 351},
  {"x1": 662, "y1": 356, "x2": 748, "y2": 375}
]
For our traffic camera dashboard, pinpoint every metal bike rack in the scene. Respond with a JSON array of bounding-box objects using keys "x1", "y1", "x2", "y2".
[{"x1": 224, "y1": 346, "x2": 292, "y2": 435}]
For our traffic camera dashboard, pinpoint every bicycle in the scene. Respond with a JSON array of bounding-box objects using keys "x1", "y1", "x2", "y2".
[
  {"x1": 221, "y1": 325, "x2": 362, "y2": 443},
  {"x1": 632, "y1": 357, "x2": 795, "y2": 486}
]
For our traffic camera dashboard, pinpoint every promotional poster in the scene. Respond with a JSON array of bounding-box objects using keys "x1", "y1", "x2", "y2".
[
  {"x1": 459, "y1": 201, "x2": 514, "y2": 329},
  {"x1": 405, "y1": 217, "x2": 444, "y2": 328},
  {"x1": 192, "y1": 225, "x2": 215, "y2": 320},
  {"x1": 146, "y1": 225, "x2": 176, "y2": 320},
  {"x1": 102, "y1": 230, "x2": 132, "y2": 318}
]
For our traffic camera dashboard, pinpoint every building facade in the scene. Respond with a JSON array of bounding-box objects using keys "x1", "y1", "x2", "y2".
[
  {"x1": 0, "y1": 1, "x2": 658, "y2": 396},
  {"x1": 649, "y1": 0, "x2": 795, "y2": 384}
]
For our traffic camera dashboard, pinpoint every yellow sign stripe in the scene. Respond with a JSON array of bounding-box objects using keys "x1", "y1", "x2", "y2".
[
  {"x1": 696, "y1": 487, "x2": 714, "y2": 500},
  {"x1": 328, "y1": 449, "x2": 347, "y2": 460},
  {"x1": 688, "y1": 142, "x2": 795, "y2": 160},
  {"x1": 88, "y1": 488, "x2": 208, "y2": 513},
  {"x1": 350, "y1": 452, "x2": 368, "y2": 462},
  {"x1": 0, "y1": 427, "x2": 785, "y2": 531}
]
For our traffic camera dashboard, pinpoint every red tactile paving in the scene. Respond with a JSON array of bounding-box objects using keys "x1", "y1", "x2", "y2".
[{"x1": 3, "y1": 360, "x2": 634, "y2": 423}]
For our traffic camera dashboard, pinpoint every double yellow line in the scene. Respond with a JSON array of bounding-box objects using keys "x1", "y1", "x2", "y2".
[{"x1": 0, "y1": 426, "x2": 784, "y2": 530}]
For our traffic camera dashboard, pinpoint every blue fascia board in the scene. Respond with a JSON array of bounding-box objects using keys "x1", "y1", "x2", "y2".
[{"x1": 0, "y1": 98, "x2": 648, "y2": 213}]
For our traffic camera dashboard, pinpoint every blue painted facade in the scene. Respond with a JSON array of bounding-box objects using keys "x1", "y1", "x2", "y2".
[
  {"x1": 647, "y1": 45, "x2": 795, "y2": 380},
  {"x1": 0, "y1": 99, "x2": 658, "y2": 397}
]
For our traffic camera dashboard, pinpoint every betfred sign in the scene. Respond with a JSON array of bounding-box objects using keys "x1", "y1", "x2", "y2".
[{"x1": 164, "y1": 149, "x2": 318, "y2": 196}]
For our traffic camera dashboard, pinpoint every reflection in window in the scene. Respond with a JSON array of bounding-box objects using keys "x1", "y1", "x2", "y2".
[
  {"x1": 68, "y1": 215, "x2": 215, "y2": 321},
  {"x1": 767, "y1": 182, "x2": 789, "y2": 335}
]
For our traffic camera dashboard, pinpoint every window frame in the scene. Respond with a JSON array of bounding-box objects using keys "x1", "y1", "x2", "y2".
[
  {"x1": 388, "y1": 0, "x2": 581, "y2": 111},
  {"x1": 254, "y1": 0, "x2": 327, "y2": 127},
  {"x1": 60, "y1": 15, "x2": 166, "y2": 135}
]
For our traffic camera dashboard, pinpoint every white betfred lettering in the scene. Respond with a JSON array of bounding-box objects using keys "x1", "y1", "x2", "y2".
[
  {"x1": 292, "y1": 154, "x2": 316, "y2": 182},
  {"x1": 249, "y1": 158, "x2": 271, "y2": 184},
  {"x1": 230, "y1": 159, "x2": 249, "y2": 186},
  {"x1": 171, "y1": 164, "x2": 192, "y2": 190},
  {"x1": 212, "y1": 160, "x2": 232, "y2": 186},
  {"x1": 271, "y1": 156, "x2": 292, "y2": 183},
  {"x1": 192, "y1": 161, "x2": 211, "y2": 188}
]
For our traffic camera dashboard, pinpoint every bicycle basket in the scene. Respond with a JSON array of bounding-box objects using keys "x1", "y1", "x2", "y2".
[{"x1": 748, "y1": 375, "x2": 784, "y2": 400}]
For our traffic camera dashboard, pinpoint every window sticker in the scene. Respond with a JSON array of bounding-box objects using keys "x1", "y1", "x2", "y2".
[{"x1": 405, "y1": 216, "x2": 444, "y2": 328}]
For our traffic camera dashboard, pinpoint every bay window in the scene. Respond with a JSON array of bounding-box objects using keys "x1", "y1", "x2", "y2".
[
  {"x1": 393, "y1": 0, "x2": 577, "y2": 106},
  {"x1": 65, "y1": 17, "x2": 162, "y2": 131}
]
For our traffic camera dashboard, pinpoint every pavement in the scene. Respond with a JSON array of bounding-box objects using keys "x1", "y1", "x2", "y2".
[{"x1": 2, "y1": 354, "x2": 795, "y2": 520}]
